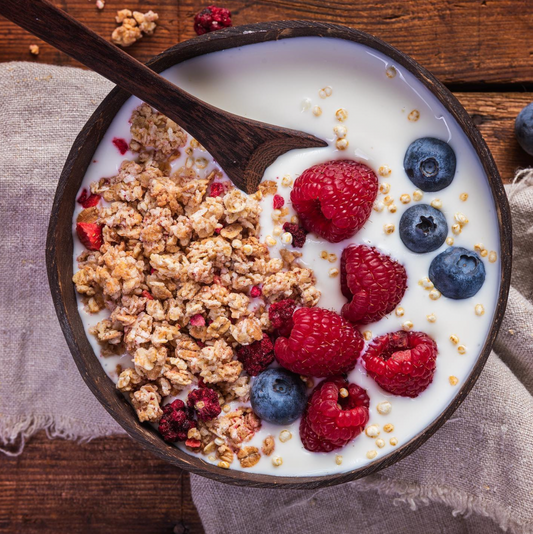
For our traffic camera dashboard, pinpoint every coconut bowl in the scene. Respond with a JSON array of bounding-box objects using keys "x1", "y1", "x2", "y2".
[{"x1": 46, "y1": 21, "x2": 512, "y2": 488}]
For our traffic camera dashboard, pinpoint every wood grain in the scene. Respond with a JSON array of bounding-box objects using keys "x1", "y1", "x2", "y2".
[
  {"x1": 3, "y1": 0, "x2": 533, "y2": 84},
  {"x1": 457, "y1": 92, "x2": 533, "y2": 182},
  {"x1": 0, "y1": 432, "x2": 204, "y2": 534},
  {"x1": 0, "y1": 0, "x2": 179, "y2": 69}
]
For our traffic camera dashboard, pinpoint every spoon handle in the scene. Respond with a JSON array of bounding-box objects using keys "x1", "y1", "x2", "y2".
[{"x1": 0, "y1": 0, "x2": 327, "y2": 192}]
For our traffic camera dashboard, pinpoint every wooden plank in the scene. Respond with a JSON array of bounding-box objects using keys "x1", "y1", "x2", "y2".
[
  {"x1": 0, "y1": 432, "x2": 204, "y2": 534},
  {"x1": 456, "y1": 92, "x2": 533, "y2": 183},
  {"x1": 0, "y1": 0, "x2": 179, "y2": 69},
  {"x1": 2, "y1": 0, "x2": 533, "y2": 84},
  {"x1": 179, "y1": 0, "x2": 533, "y2": 85}
]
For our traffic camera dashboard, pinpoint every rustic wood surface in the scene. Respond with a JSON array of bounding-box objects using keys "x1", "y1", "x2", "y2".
[
  {"x1": 1, "y1": 0, "x2": 532, "y2": 532},
  {"x1": 0, "y1": 432, "x2": 203, "y2": 534}
]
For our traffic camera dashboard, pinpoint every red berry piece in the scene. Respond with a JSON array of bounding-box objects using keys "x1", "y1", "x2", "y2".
[
  {"x1": 158, "y1": 399, "x2": 196, "y2": 442},
  {"x1": 187, "y1": 388, "x2": 221, "y2": 421},
  {"x1": 189, "y1": 314, "x2": 206, "y2": 327},
  {"x1": 237, "y1": 334, "x2": 275, "y2": 376},
  {"x1": 76, "y1": 222, "x2": 103, "y2": 251},
  {"x1": 250, "y1": 286, "x2": 262, "y2": 298},
  {"x1": 273, "y1": 194, "x2": 285, "y2": 209},
  {"x1": 290, "y1": 160, "x2": 378, "y2": 243},
  {"x1": 268, "y1": 299, "x2": 297, "y2": 338},
  {"x1": 76, "y1": 188, "x2": 101, "y2": 208},
  {"x1": 209, "y1": 181, "x2": 229, "y2": 197},
  {"x1": 112, "y1": 137, "x2": 129, "y2": 155},
  {"x1": 341, "y1": 244, "x2": 407, "y2": 325},
  {"x1": 275, "y1": 308, "x2": 364, "y2": 377},
  {"x1": 300, "y1": 377, "x2": 370, "y2": 452},
  {"x1": 363, "y1": 330, "x2": 438, "y2": 397},
  {"x1": 282, "y1": 222, "x2": 307, "y2": 248},
  {"x1": 194, "y1": 5, "x2": 232, "y2": 35},
  {"x1": 141, "y1": 290, "x2": 154, "y2": 300}
]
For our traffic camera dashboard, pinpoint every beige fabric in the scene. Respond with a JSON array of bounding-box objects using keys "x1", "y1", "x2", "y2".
[{"x1": 1, "y1": 62, "x2": 533, "y2": 533}]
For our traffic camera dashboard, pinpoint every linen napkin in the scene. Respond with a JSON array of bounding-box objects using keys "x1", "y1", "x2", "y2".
[{"x1": 1, "y1": 61, "x2": 533, "y2": 534}]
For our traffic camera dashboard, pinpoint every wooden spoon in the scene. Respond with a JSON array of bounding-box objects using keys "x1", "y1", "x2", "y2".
[{"x1": 0, "y1": 0, "x2": 327, "y2": 193}]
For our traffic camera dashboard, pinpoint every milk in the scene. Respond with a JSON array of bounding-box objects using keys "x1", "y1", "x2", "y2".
[{"x1": 73, "y1": 37, "x2": 501, "y2": 476}]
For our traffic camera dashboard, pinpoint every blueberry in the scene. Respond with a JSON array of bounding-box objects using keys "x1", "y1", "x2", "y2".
[
  {"x1": 515, "y1": 103, "x2": 533, "y2": 155},
  {"x1": 428, "y1": 247, "x2": 486, "y2": 299},
  {"x1": 399, "y1": 204, "x2": 448, "y2": 254},
  {"x1": 404, "y1": 137, "x2": 457, "y2": 192},
  {"x1": 250, "y1": 368, "x2": 307, "y2": 425}
]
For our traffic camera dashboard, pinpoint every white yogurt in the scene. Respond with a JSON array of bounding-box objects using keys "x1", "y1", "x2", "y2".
[{"x1": 73, "y1": 37, "x2": 501, "y2": 476}]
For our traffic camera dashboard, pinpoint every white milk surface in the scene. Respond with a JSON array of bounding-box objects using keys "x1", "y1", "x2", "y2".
[{"x1": 73, "y1": 37, "x2": 501, "y2": 476}]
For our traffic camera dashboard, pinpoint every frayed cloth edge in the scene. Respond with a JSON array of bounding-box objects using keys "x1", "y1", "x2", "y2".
[
  {"x1": 0, "y1": 415, "x2": 121, "y2": 457},
  {"x1": 353, "y1": 476, "x2": 527, "y2": 534}
]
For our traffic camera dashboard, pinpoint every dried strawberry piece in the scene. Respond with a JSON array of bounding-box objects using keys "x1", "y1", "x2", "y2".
[
  {"x1": 190, "y1": 314, "x2": 206, "y2": 327},
  {"x1": 236, "y1": 334, "x2": 275, "y2": 376},
  {"x1": 250, "y1": 286, "x2": 262, "y2": 298},
  {"x1": 194, "y1": 5, "x2": 232, "y2": 35},
  {"x1": 158, "y1": 400, "x2": 196, "y2": 442},
  {"x1": 187, "y1": 388, "x2": 221, "y2": 421},
  {"x1": 185, "y1": 438, "x2": 202, "y2": 449},
  {"x1": 76, "y1": 188, "x2": 101, "y2": 208},
  {"x1": 76, "y1": 222, "x2": 103, "y2": 251},
  {"x1": 209, "y1": 181, "x2": 232, "y2": 197},
  {"x1": 268, "y1": 299, "x2": 297, "y2": 338},
  {"x1": 141, "y1": 290, "x2": 154, "y2": 300},
  {"x1": 112, "y1": 137, "x2": 128, "y2": 155},
  {"x1": 282, "y1": 222, "x2": 307, "y2": 248},
  {"x1": 300, "y1": 377, "x2": 370, "y2": 452},
  {"x1": 273, "y1": 194, "x2": 285, "y2": 209}
]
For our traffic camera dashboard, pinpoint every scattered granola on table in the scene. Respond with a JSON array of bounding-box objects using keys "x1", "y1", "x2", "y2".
[
  {"x1": 72, "y1": 103, "x2": 320, "y2": 466},
  {"x1": 111, "y1": 9, "x2": 159, "y2": 48}
]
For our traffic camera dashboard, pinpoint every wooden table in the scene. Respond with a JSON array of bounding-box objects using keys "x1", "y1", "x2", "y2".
[{"x1": 1, "y1": 1, "x2": 531, "y2": 532}]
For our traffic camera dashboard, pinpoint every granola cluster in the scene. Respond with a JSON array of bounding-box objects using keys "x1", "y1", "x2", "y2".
[
  {"x1": 73, "y1": 103, "x2": 320, "y2": 466},
  {"x1": 111, "y1": 9, "x2": 159, "y2": 48}
]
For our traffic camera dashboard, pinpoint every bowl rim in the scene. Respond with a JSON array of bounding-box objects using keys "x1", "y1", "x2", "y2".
[{"x1": 46, "y1": 20, "x2": 512, "y2": 489}]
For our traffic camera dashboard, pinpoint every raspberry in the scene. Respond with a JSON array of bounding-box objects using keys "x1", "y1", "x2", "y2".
[
  {"x1": 76, "y1": 188, "x2": 101, "y2": 208},
  {"x1": 268, "y1": 299, "x2": 297, "y2": 338},
  {"x1": 189, "y1": 314, "x2": 205, "y2": 327},
  {"x1": 250, "y1": 286, "x2": 262, "y2": 298},
  {"x1": 112, "y1": 137, "x2": 128, "y2": 155},
  {"x1": 363, "y1": 330, "x2": 438, "y2": 397},
  {"x1": 275, "y1": 308, "x2": 363, "y2": 377},
  {"x1": 194, "y1": 5, "x2": 232, "y2": 35},
  {"x1": 282, "y1": 222, "x2": 307, "y2": 248},
  {"x1": 237, "y1": 334, "x2": 275, "y2": 376},
  {"x1": 341, "y1": 244, "x2": 407, "y2": 325},
  {"x1": 158, "y1": 399, "x2": 196, "y2": 442},
  {"x1": 76, "y1": 222, "x2": 103, "y2": 251},
  {"x1": 187, "y1": 388, "x2": 221, "y2": 421},
  {"x1": 273, "y1": 194, "x2": 285, "y2": 209},
  {"x1": 300, "y1": 377, "x2": 370, "y2": 452},
  {"x1": 290, "y1": 160, "x2": 378, "y2": 243}
]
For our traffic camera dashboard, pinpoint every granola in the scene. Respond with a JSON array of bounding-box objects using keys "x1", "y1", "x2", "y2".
[
  {"x1": 111, "y1": 9, "x2": 159, "y2": 48},
  {"x1": 73, "y1": 103, "x2": 320, "y2": 459}
]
